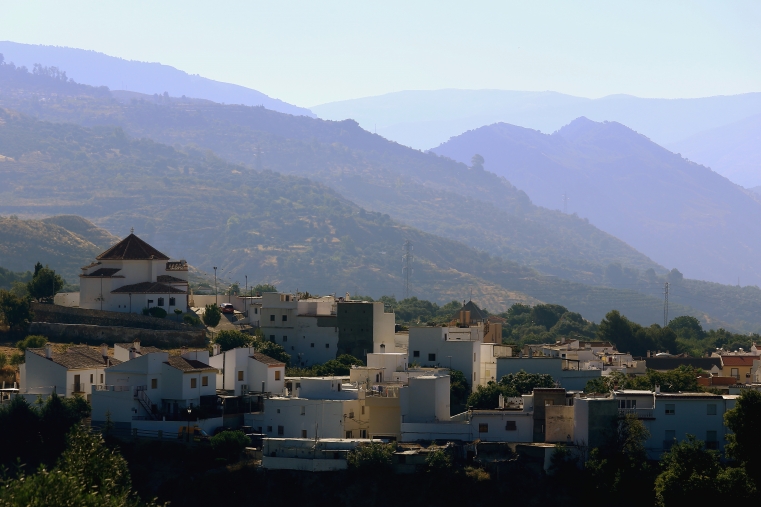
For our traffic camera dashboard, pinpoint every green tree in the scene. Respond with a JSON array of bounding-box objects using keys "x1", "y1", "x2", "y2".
[
  {"x1": 252, "y1": 283, "x2": 277, "y2": 294},
  {"x1": 210, "y1": 430, "x2": 249, "y2": 463},
  {"x1": 724, "y1": 389, "x2": 761, "y2": 483},
  {"x1": 0, "y1": 290, "x2": 33, "y2": 330},
  {"x1": 26, "y1": 262, "x2": 64, "y2": 302},
  {"x1": 467, "y1": 382, "x2": 517, "y2": 410},
  {"x1": 655, "y1": 435, "x2": 755, "y2": 506},
  {"x1": 15, "y1": 335, "x2": 47, "y2": 352},
  {"x1": 347, "y1": 442, "x2": 394, "y2": 472},
  {"x1": 254, "y1": 340, "x2": 291, "y2": 367},
  {"x1": 215, "y1": 329, "x2": 252, "y2": 352},
  {"x1": 499, "y1": 370, "x2": 556, "y2": 394},
  {"x1": 202, "y1": 303, "x2": 221, "y2": 327},
  {"x1": 425, "y1": 447, "x2": 452, "y2": 472},
  {"x1": 470, "y1": 154, "x2": 485, "y2": 171},
  {"x1": 449, "y1": 369, "x2": 470, "y2": 411},
  {"x1": 586, "y1": 415, "x2": 652, "y2": 506}
]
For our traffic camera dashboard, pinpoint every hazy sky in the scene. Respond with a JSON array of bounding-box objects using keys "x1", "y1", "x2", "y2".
[{"x1": 2, "y1": 1, "x2": 759, "y2": 106}]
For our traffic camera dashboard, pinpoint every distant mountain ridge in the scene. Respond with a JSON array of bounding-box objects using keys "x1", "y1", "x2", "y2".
[
  {"x1": 311, "y1": 89, "x2": 761, "y2": 152},
  {"x1": 0, "y1": 41, "x2": 313, "y2": 117},
  {"x1": 667, "y1": 113, "x2": 761, "y2": 188},
  {"x1": 432, "y1": 117, "x2": 761, "y2": 287}
]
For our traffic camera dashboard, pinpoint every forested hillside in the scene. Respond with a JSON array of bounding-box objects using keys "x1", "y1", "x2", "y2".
[
  {"x1": 0, "y1": 60, "x2": 665, "y2": 287},
  {"x1": 0, "y1": 109, "x2": 710, "y2": 326}
]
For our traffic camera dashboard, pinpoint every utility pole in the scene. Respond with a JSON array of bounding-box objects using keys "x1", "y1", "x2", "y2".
[
  {"x1": 245, "y1": 275, "x2": 248, "y2": 317},
  {"x1": 402, "y1": 240, "x2": 413, "y2": 299},
  {"x1": 213, "y1": 267, "x2": 218, "y2": 306},
  {"x1": 663, "y1": 282, "x2": 669, "y2": 327}
]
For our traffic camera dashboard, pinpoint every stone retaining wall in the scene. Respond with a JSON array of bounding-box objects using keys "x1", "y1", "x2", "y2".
[
  {"x1": 32, "y1": 303, "x2": 190, "y2": 331},
  {"x1": 28, "y1": 322, "x2": 206, "y2": 348}
]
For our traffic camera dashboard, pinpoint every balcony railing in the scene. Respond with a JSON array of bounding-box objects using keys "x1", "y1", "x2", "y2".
[
  {"x1": 93, "y1": 385, "x2": 133, "y2": 392},
  {"x1": 71, "y1": 383, "x2": 85, "y2": 393},
  {"x1": 618, "y1": 408, "x2": 654, "y2": 419}
]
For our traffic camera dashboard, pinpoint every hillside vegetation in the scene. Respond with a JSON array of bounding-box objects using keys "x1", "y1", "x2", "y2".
[
  {"x1": 0, "y1": 109, "x2": 712, "y2": 327},
  {"x1": 0, "y1": 215, "x2": 117, "y2": 283},
  {"x1": 0, "y1": 60, "x2": 666, "y2": 287}
]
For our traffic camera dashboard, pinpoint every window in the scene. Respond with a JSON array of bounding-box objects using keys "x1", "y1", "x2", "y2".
[
  {"x1": 277, "y1": 426, "x2": 284, "y2": 436},
  {"x1": 282, "y1": 315, "x2": 287, "y2": 322},
  {"x1": 282, "y1": 335, "x2": 287, "y2": 342},
  {"x1": 706, "y1": 430, "x2": 718, "y2": 449},
  {"x1": 275, "y1": 371, "x2": 281, "y2": 381},
  {"x1": 349, "y1": 411, "x2": 355, "y2": 419},
  {"x1": 428, "y1": 353, "x2": 436, "y2": 362},
  {"x1": 346, "y1": 431, "x2": 353, "y2": 438},
  {"x1": 707, "y1": 404, "x2": 717, "y2": 415},
  {"x1": 151, "y1": 378, "x2": 158, "y2": 389},
  {"x1": 270, "y1": 314, "x2": 275, "y2": 322},
  {"x1": 238, "y1": 371, "x2": 244, "y2": 381},
  {"x1": 505, "y1": 421, "x2": 517, "y2": 431},
  {"x1": 190, "y1": 378, "x2": 197, "y2": 388},
  {"x1": 731, "y1": 368, "x2": 739, "y2": 379},
  {"x1": 360, "y1": 429, "x2": 367, "y2": 439},
  {"x1": 474, "y1": 353, "x2": 476, "y2": 362},
  {"x1": 202, "y1": 376, "x2": 208, "y2": 387},
  {"x1": 90, "y1": 374, "x2": 93, "y2": 383},
  {"x1": 325, "y1": 343, "x2": 330, "y2": 348},
  {"x1": 301, "y1": 430, "x2": 307, "y2": 438},
  {"x1": 255, "y1": 308, "x2": 258, "y2": 314},
  {"x1": 413, "y1": 351, "x2": 420, "y2": 358},
  {"x1": 665, "y1": 404, "x2": 675, "y2": 415},
  {"x1": 301, "y1": 406, "x2": 306, "y2": 415},
  {"x1": 100, "y1": 374, "x2": 104, "y2": 383},
  {"x1": 311, "y1": 343, "x2": 315, "y2": 348},
  {"x1": 148, "y1": 299, "x2": 153, "y2": 304},
  {"x1": 277, "y1": 408, "x2": 281, "y2": 414},
  {"x1": 157, "y1": 297, "x2": 165, "y2": 307},
  {"x1": 267, "y1": 426, "x2": 273, "y2": 433},
  {"x1": 169, "y1": 297, "x2": 176, "y2": 306},
  {"x1": 473, "y1": 372, "x2": 476, "y2": 382},
  {"x1": 478, "y1": 423, "x2": 489, "y2": 433},
  {"x1": 361, "y1": 406, "x2": 365, "y2": 415}
]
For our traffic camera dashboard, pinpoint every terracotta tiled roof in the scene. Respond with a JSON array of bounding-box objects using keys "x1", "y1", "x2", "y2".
[
  {"x1": 251, "y1": 352, "x2": 285, "y2": 366},
  {"x1": 111, "y1": 282, "x2": 186, "y2": 294},
  {"x1": 97, "y1": 233, "x2": 169, "y2": 261},
  {"x1": 721, "y1": 356, "x2": 759, "y2": 366},
  {"x1": 157, "y1": 275, "x2": 187, "y2": 283},
  {"x1": 28, "y1": 346, "x2": 122, "y2": 369},
  {"x1": 164, "y1": 356, "x2": 216, "y2": 372},
  {"x1": 113, "y1": 343, "x2": 163, "y2": 354},
  {"x1": 83, "y1": 268, "x2": 123, "y2": 277}
]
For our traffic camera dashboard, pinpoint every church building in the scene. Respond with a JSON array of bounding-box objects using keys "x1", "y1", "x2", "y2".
[{"x1": 78, "y1": 232, "x2": 188, "y2": 314}]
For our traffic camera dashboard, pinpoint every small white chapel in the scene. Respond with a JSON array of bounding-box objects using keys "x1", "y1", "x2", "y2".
[{"x1": 78, "y1": 231, "x2": 189, "y2": 313}]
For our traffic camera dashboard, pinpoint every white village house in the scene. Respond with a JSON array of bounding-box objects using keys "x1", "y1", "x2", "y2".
[
  {"x1": 19, "y1": 343, "x2": 117, "y2": 400},
  {"x1": 208, "y1": 345, "x2": 286, "y2": 396},
  {"x1": 78, "y1": 231, "x2": 189, "y2": 313}
]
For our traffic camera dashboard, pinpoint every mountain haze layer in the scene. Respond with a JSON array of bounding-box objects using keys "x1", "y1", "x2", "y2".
[
  {"x1": 0, "y1": 41, "x2": 313, "y2": 117},
  {"x1": 432, "y1": 118, "x2": 761, "y2": 287},
  {"x1": 312, "y1": 89, "x2": 761, "y2": 152},
  {"x1": 667, "y1": 113, "x2": 761, "y2": 188}
]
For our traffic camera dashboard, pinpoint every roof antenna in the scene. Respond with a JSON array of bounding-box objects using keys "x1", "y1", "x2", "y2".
[{"x1": 130, "y1": 227, "x2": 134, "y2": 234}]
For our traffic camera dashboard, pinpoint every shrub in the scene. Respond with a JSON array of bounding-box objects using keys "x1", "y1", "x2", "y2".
[
  {"x1": 210, "y1": 430, "x2": 249, "y2": 463},
  {"x1": 16, "y1": 334, "x2": 47, "y2": 351},
  {"x1": 9, "y1": 352, "x2": 25, "y2": 366},
  {"x1": 0, "y1": 352, "x2": 7, "y2": 368},
  {"x1": 183, "y1": 313, "x2": 201, "y2": 326},
  {"x1": 202, "y1": 304, "x2": 221, "y2": 327},
  {"x1": 347, "y1": 442, "x2": 394, "y2": 471},
  {"x1": 142, "y1": 307, "x2": 167, "y2": 318}
]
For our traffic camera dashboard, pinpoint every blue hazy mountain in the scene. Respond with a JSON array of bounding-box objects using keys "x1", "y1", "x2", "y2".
[
  {"x1": 0, "y1": 41, "x2": 314, "y2": 117},
  {"x1": 432, "y1": 117, "x2": 761, "y2": 287},
  {"x1": 667, "y1": 113, "x2": 761, "y2": 188},
  {"x1": 311, "y1": 89, "x2": 761, "y2": 151}
]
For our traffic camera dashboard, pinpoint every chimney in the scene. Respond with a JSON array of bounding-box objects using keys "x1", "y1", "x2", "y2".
[
  {"x1": 655, "y1": 384, "x2": 661, "y2": 394},
  {"x1": 133, "y1": 340, "x2": 141, "y2": 352},
  {"x1": 45, "y1": 343, "x2": 52, "y2": 359},
  {"x1": 212, "y1": 343, "x2": 221, "y2": 356},
  {"x1": 129, "y1": 349, "x2": 137, "y2": 360},
  {"x1": 101, "y1": 343, "x2": 108, "y2": 358}
]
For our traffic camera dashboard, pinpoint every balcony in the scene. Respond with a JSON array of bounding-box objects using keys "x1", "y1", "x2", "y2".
[
  {"x1": 618, "y1": 408, "x2": 654, "y2": 419},
  {"x1": 71, "y1": 383, "x2": 85, "y2": 393}
]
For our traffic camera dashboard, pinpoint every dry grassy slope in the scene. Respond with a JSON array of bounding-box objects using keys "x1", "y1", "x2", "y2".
[{"x1": 0, "y1": 215, "x2": 116, "y2": 283}]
